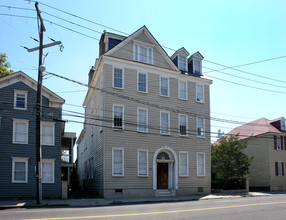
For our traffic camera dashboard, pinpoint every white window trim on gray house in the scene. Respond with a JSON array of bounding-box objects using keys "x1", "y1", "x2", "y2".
[
  {"x1": 137, "y1": 149, "x2": 148, "y2": 177},
  {"x1": 160, "y1": 111, "x2": 170, "y2": 135},
  {"x1": 179, "y1": 114, "x2": 188, "y2": 136},
  {"x1": 193, "y1": 59, "x2": 202, "y2": 75},
  {"x1": 12, "y1": 118, "x2": 29, "y2": 144},
  {"x1": 137, "y1": 72, "x2": 148, "y2": 93},
  {"x1": 13, "y1": 90, "x2": 28, "y2": 110},
  {"x1": 112, "y1": 147, "x2": 124, "y2": 176},
  {"x1": 160, "y1": 77, "x2": 169, "y2": 97},
  {"x1": 137, "y1": 107, "x2": 148, "y2": 133},
  {"x1": 12, "y1": 157, "x2": 28, "y2": 183},
  {"x1": 197, "y1": 152, "x2": 205, "y2": 176},
  {"x1": 196, "y1": 117, "x2": 205, "y2": 138},
  {"x1": 196, "y1": 84, "x2": 204, "y2": 103},
  {"x1": 178, "y1": 55, "x2": 188, "y2": 71},
  {"x1": 178, "y1": 80, "x2": 187, "y2": 100},
  {"x1": 113, "y1": 67, "x2": 124, "y2": 89},
  {"x1": 41, "y1": 121, "x2": 55, "y2": 146},
  {"x1": 42, "y1": 159, "x2": 55, "y2": 183},
  {"x1": 179, "y1": 151, "x2": 189, "y2": 177},
  {"x1": 133, "y1": 41, "x2": 153, "y2": 65},
  {"x1": 112, "y1": 104, "x2": 124, "y2": 129}
]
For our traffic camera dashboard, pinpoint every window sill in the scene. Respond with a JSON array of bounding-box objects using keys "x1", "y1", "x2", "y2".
[
  {"x1": 179, "y1": 134, "x2": 188, "y2": 137},
  {"x1": 137, "y1": 130, "x2": 148, "y2": 133},
  {"x1": 160, "y1": 133, "x2": 170, "y2": 136},
  {"x1": 178, "y1": 98, "x2": 188, "y2": 101},
  {"x1": 13, "y1": 108, "x2": 27, "y2": 110},
  {"x1": 112, "y1": 86, "x2": 124, "y2": 90},
  {"x1": 137, "y1": 175, "x2": 149, "y2": 177},
  {"x1": 160, "y1": 95, "x2": 170, "y2": 98},
  {"x1": 137, "y1": 90, "x2": 148, "y2": 94},
  {"x1": 196, "y1": 100, "x2": 205, "y2": 104},
  {"x1": 179, "y1": 175, "x2": 189, "y2": 178},
  {"x1": 197, "y1": 135, "x2": 205, "y2": 139}
]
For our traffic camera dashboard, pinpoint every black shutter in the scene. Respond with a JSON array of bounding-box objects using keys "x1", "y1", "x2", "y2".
[{"x1": 274, "y1": 135, "x2": 277, "y2": 150}]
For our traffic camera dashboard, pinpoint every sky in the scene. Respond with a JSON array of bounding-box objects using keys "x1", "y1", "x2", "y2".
[{"x1": 1, "y1": 0, "x2": 286, "y2": 148}]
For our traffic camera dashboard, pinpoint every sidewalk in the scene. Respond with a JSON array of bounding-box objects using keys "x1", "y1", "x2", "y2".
[{"x1": 0, "y1": 192, "x2": 272, "y2": 210}]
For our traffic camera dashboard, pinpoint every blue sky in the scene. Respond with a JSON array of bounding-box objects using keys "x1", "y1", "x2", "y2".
[{"x1": 1, "y1": 0, "x2": 286, "y2": 144}]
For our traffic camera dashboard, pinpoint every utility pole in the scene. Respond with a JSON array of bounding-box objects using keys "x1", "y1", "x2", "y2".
[{"x1": 28, "y1": 2, "x2": 61, "y2": 204}]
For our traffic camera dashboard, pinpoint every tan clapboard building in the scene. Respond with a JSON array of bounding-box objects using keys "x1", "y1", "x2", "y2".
[
  {"x1": 226, "y1": 117, "x2": 286, "y2": 191},
  {"x1": 77, "y1": 26, "x2": 212, "y2": 198}
]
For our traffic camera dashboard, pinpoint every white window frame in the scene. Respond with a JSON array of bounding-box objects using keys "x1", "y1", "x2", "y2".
[
  {"x1": 41, "y1": 121, "x2": 55, "y2": 146},
  {"x1": 196, "y1": 84, "x2": 205, "y2": 103},
  {"x1": 179, "y1": 151, "x2": 189, "y2": 177},
  {"x1": 193, "y1": 59, "x2": 202, "y2": 74},
  {"x1": 42, "y1": 159, "x2": 55, "y2": 183},
  {"x1": 12, "y1": 157, "x2": 28, "y2": 183},
  {"x1": 133, "y1": 43, "x2": 153, "y2": 64},
  {"x1": 137, "y1": 149, "x2": 148, "y2": 177},
  {"x1": 178, "y1": 55, "x2": 188, "y2": 71},
  {"x1": 281, "y1": 118, "x2": 286, "y2": 131},
  {"x1": 160, "y1": 111, "x2": 170, "y2": 135},
  {"x1": 112, "y1": 104, "x2": 124, "y2": 129},
  {"x1": 179, "y1": 114, "x2": 188, "y2": 136},
  {"x1": 196, "y1": 117, "x2": 205, "y2": 138},
  {"x1": 160, "y1": 77, "x2": 169, "y2": 97},
  {"x1": 277, "y1": 162, "x2": 283, "y2": 176},
  {"x1": 197, "y1": 152, "x2": 205, "y2": 176},
  {"x1": 178, "y1": 80, "x2": 187, "y2": 100},
  {"x1": 113, "y1": 67, "x2": 124, "y2": 89},
  {"x1": 137, "y1": 72, "x2": 148, "y2": 93},
  {"x1": 112, "y1": 147, "x2": 124, "y2": 176},
  {"x1": 14, "y1": 90, "x2": 27, "y2": 110},
  {"x1": 12, "y1": 119, "x2": 29, "y2": 144},
  {"x1": 137, "y1": 107, "x2": 148, "y2": 133}
]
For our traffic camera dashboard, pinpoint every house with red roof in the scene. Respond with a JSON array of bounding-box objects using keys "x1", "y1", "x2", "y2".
[{"x1": 224, "y1": 117, "x2": 286, "y2": 191}]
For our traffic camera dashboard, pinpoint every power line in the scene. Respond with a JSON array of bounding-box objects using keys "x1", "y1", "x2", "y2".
[{"x1": 2, "y1": 10, "x2": 286, "y2": 93}]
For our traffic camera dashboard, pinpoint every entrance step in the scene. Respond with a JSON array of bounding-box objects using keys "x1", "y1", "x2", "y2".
[{"x1": 156, "y1": 189, "x2": 175, "y2": 197}]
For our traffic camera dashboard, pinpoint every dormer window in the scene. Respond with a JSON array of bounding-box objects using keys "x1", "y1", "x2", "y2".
[
  {"x1": 134, "y1": 43, "x2": 153, "y2": 64},
  {"x1": 193, "y1": 59, "x2": 201, "y2": 75},
  {"x1": 281, "y1": 118, "x2": 286, "y2": 131},
  {"x1": 178, "y1": 55, "x2": 187, "y2": 71}
]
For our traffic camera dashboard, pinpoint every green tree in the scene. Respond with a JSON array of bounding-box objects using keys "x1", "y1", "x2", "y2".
[
  {"x1": 211, "y1": 134, "x2": 253, "y2": 189},
  {"x1": 0, "y1": 53, "x2": 13, "y2": 78}
]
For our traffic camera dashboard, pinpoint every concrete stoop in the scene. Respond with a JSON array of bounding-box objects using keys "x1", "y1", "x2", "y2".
[{"x1": 156, "y1": 189, "x2": 175, "y2": 197}]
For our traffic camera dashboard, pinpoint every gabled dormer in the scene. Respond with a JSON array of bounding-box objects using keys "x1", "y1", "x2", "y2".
[
  {"x1": 171, "y1": 47, "x2": 189, "y2": 72},
  {"x1": 99, "y1": 31, "x2": 126, "y2": 56},
  {"x1": 270, "y1": 117, "x2": 286, "y2": 132},
  {"x1": 188, "y1": 51, "x2": 204, "y2": 76}
]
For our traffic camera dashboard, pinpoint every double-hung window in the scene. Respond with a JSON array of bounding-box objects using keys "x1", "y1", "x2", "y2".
[
  {"x1": 178, "y1": 55, "x2": 187, "y2": 71},
  {"x1": 160, "y1": 111, "x2": 170, "y2": 135},
  {"x1": 138, "y1": 72, "x2": 147, "y2": 93},
  {"x1": 179, "y1": 152, "x2": 188, "y2": 176},
  {"x1": 196, "y1": 84, "x2": 204, "y2": 103},
  {"x1": 113, "y1": 104, "x2": 124, "y2": 129},
  {"x1": 42, "y1": 159, "x2": 55, "y2": 183},
  {"x1": 193, "y1": 59, "x2": 201, "y2": 74},
  {"x1": 197, "y1": 117, "x2": 205, "y2": 137},
  {"x1": 178, "y1": 81, "x2": 187, "y2": 100},
  {"x1": 197, "y1": 152, "x2": 205, "y2": 176},
  {"x1": 13, "y1": 119, "x2": 29, "y2": 144},
  {"x1": 275, "y1": 162, "x2": 284, "y2": 176},
  {"x1": 138, "y1": 149, "x2": 148, "y2": 176},
  {"x1": 134, "y1": 44, "x2": 153, "y2": 64},
  {"x1": 179, "y1": 114, "x2": 188, "y2": 136},
  {"x1": 113, "y1": 67, "x2": 123, "y2": 89},
  {"x1": 112, "y1": 148, "x2": 124, "y2": 176},
  {"x1": 12, "y1": 157, "x2": 28, "y2": 183},
  {"x1": 137, "y1": 108, "x2": 148, "y2": 133},
  {"x1": 160, "y1": 77, "x2": 169, "y2": 97},
  {"x1": 41, "y1": 122, "x2": 55, "y2": 146},
  {"x1": 14, "y1": 90, "x2": 27, "y2": 110}
]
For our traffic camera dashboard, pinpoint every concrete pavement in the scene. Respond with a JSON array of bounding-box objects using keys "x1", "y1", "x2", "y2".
[{"x1": 0, "y1": 192, "x2": 273, "y2": 209}]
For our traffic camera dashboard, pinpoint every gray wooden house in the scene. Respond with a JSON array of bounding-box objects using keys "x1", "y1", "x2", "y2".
[
  {"x1": 0, "y1": 71, "x2": 67, "y2": 199},
  {"x1": 77, "y1": 26, "x2": 212, "y2": 198}
]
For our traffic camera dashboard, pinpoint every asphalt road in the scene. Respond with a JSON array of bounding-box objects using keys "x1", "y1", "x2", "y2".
[{"x1": 1, "y1": 194, "x2": 286, "y2": 220}]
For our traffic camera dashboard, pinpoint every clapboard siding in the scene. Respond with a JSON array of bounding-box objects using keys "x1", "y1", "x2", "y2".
[
  {"x1": 77, "y1": 28, "x2": 211, "y2": 198},
  {"x1": 0, "y1": 80, "x2": 63, "y2": 198}
]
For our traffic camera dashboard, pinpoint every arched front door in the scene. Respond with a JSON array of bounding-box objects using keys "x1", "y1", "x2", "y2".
[{"x1": 153, "y1": 146, "x2": 178, "y2": 190}]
